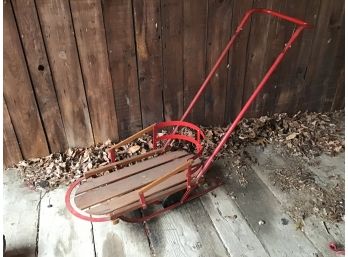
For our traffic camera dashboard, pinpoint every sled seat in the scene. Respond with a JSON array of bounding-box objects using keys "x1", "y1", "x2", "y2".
[{"x1": 73, "y1": 149, "x2": 201, "y2": 218}]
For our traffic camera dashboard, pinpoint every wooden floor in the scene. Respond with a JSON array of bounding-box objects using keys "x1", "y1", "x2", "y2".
[{"x1": 4, "y1": 145, "x2": 344, "y2": 257}]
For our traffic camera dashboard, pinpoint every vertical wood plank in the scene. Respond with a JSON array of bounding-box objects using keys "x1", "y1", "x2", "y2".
[
  {"x1": 183, "y1": 0, "x2": 208, "y2": 124},
  {"x1": 161, "y1": 0, "x2": 184, "y2": 121},
  {"x1": 70, "y1": 0, "x2": 119, "y2": 143},
  {"x1": 11, "y1": 0, "x2": 68, "y2": 153},
  {"x1": 3, "y1": 101, "x2": 22, "y2": 167},
  {"x1": 102, "y1": 0, "x2": 142, "y2": 138},
  {"x1": 36, "y1": 0, "x2": 94, "y2": 147},
  {"x1": 301, "y1": 0, "x2": 344, "y2": 112},
  {"x1": 242, "y1": 0, "x2": 286, "y2": 117},
  {"x1": 4, "y1": 1, "x2": 49, "y2": 159},
  {"x1": 133, "y1": 0, "x2": 164, "y2": 127},
  {"x1": 205, "y1": 0, "x2": 233, "y2": 125},
  {"x1": 225, "y1": 0, "x2": 254, "y2": 123}
]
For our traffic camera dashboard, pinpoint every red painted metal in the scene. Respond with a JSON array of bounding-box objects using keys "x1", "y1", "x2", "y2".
[{"x1": 329, "y1": 242, "x2": 345, "y2": 255}]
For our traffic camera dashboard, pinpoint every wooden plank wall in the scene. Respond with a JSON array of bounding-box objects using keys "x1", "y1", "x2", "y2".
[{"x1": 4, "y1": 0, "x2": 344, "y2": 166}]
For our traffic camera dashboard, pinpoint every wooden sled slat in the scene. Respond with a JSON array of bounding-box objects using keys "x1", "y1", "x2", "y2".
[
  {"x1": 86, "y1": 166, "x2": 200, "y2": 216},
  {"x1": 77, "y1": 150, "x2": 189, "y2": 194},
  {"x1": 75, "y1": 154, "x2": 198, "y2": 209}
]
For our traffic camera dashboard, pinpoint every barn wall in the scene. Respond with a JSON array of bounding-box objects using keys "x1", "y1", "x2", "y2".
[{"x1": 4, "y1": 0, "x2": 344, "y2": 165}]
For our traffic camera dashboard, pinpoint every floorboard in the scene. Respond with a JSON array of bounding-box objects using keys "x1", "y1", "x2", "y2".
[
  {"x1": 246, "y1": 145, "x2": 344, "y2": 257},
  {"x1": 38, "y1": 187, "x2": 95, "y2": 257},
  {"x1": 200, "y1": 187, "x2": 270, "y2": 257},
  {"x1": 4, "y1": 170, "x2": 41, "y2": 257}
]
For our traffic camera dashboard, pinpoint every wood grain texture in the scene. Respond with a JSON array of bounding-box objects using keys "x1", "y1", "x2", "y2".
[
  {"x1": 36, "y1": 0, "x2": 94, "y2": 147},
  {"x1": 161, "y1": 0, "x2": 184, "y2": 121},
  {"x1": 70, "y1": 0, "x2": 119, "y2": 143},
  {"x1": 225, "y1": 0, "x2": 254, "y2": 122},
  {"x1": 4, "y1": 1, "x2": 49, "y2": 159},
  {"x1": 11, "y1": 0, "x2": 68, "y2": 153},
  {"x1": 3, "y1": 101, "x2": 22, "y2": 167},
  {"x1": 205, "y1": 0, "x2": 233, "y2": 125},
  {"x1": 183, "y1": 0, "x2": 208, "y2": 124},
  {"x1": 102, "y1": 0, "x2": 142, "y2": 138},
  {"x1": 301, "y1": 0, "x2": 345, "y2": 112},
  {"x1": 133, "y1": 0, "x2": 164, "y2": 127}
]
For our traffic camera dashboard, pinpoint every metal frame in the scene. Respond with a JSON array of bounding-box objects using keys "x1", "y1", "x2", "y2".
[{"x1": 66, "y1": 8, "x2": 310, "y2": 223}]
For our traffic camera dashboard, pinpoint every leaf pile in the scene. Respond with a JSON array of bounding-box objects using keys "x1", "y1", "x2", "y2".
[{"x1": 11, "y1": 110, "x2": 343, "y2": 191}]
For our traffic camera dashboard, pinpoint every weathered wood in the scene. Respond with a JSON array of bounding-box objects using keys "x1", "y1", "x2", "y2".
[
  {"x1": 211, "y1": 160, "x2": 320, "y2": 256},
  {"x1": 145, "y1": 200, "x2": 229, "y2": 257},
  {"x1": 11, "y1": 0, "x2": 68, "y2": 153},
  {"x1": 225, "y1": 0, "x2": 254, "y2": 122},
  {"x1": 162, "y1": 0, "x2": 184, "y2": 121},
  {"x1": 38, "y1": 187, "x2": 95, "y2": 257},
  {"x1": 3, "y1": 101, "x2": 22, "y2": 167},
  {"x1": 79, "y1": 150, "x2": 188, "y2": 193},
  {"x1": 200, "y1": 188, "x2": 270, "y2": 257},
  {"x1": 92, "y1": 219, "x2": 152, "y2": 257},
  {"x1": 36, "y1": 0, "x2": 94, "y2": 147},
  {"x1": 133, "y1": 0, "x2": 164, "y2": 127},
  {"x1": 84, "y1": 147, "x2": 166, "y2": 179},
  {"x1": 246, "y1": 145, "x2": 344, "y2": 256},
  {"x1": 102, "y1": 0, "x2": 143, "y2": 138},
  {"x1": 4, "y1": 1, "x2": 49, "y2": 159},
  {"x1": 70, "y1": 0, "x2": 119, "y2": 143},
  {"x1": 4, "y1": 170, "x2": 41, "y2": 257},
  {"x1": 76, "y1": 155, "x2": 196, "y2": 209},
  {"x1": 301, "y1": 0, "x2": 344, "y2": 112},
  {"x1": 205, "y1": 0, "x2": 233, "y2": 125},
  {"x1": 183, "y1": 0, "x2": 208, "y2": 124}
]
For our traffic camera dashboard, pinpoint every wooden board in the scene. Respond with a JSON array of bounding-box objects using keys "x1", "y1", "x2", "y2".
[
  {"x1": 245, "y1": 145, "x2": 344, "y2": 256},
  {"x1": 77, "y1": 150, "x2": 189, "y2": 194},
  {"x1": 161, "y1": 0, "x2": 184, "y2": 121},
  {"x1": 102, "y1": 0, "x2": 142, "y2": 138},
  {"x1": 204, "y1": 0, "x2": 233, "y2": 125},
  {"x1": 92, "y1": 219, "x2": 152, "y2": 257},
  {"x1": 70, "y1": 0, "x2": 119, "y2": 143},
  {"x1": 36, "y1": 0, "x2": 94, "y2": 147},
  {"x1": 145, "y1": 200, "x2": 229, "y2": 257},
  {"x1": 4, "y1": 1, "x2": 49, "y2": 159},
  {"x1": 211, "y1": 161, "x2": 321, "y2": 256},
  {"x1": 4, "y1": 170, "x2": 41, "y2": 257},
  {"x1": 3, "y1": 101, "x2": 22, "y2": 167},
  {"x1": 11, "y1": 0, "x2": 68, "y2": 153},
  {"x1": 133, "y1": 0, "x2": 164, "y2": 127},
  {"x1": 76, "y1": 155, "x2": 196, "y2": 209},
  {"x1": 301, "y1": 0, "x2": 344, "y2": 112},
  {"x1": 225, "y1": 0, "x2": 254, "y2": 122},
  {"x1": 200, "y1": 188, "x2": 270, "y2": 257},
  {"x1": 38, "y1": 187, "x2": 95, "y2": 257}
]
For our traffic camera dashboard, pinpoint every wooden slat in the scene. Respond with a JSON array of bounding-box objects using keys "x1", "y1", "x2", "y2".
[
  {"x1": 133, "y1": 0, "x2": 164, "y2": 126},
  {"x1": 11, "y1": 0, "x2": 68, "y2": 153},
  {"x1": 79, "y1": 150, "x2": 189, "y2": 194},
  {"x1": 204, "y1": 0, "x2": 233, "y2": 125},
  {"x1": 87, "y1": 167, "x2": 197, "y2": 216},
  {"x1": 76, "y1": 155, "x2": 197, "y2": 209},
  {"x1": 4, "y1": 1, "x2": 49, "y2": 159},
  {"x1": 84, "y1": 147, "x2": 165, "y2": 179},
  {"x1": 102, "y1": 0, "x2": 142, "y2": 138},
  {"x1": 162, "y1": 0, "x2": 184, "y2": 121},
  {"x1": 225, "y1": 0, "x2": 254, "y2": 123},
  {"x1": 3, "y1": 101, "x2": 22, "y2": 167},
  {"x1": 70, "y1": 0, "x2": 119, "y2": 143},
  {"x1": 36, "y1": 0, "x2": 94, "y2": 147},
  {"x1": 183, "y1": 0, "x2": 208, "y2": 125}
]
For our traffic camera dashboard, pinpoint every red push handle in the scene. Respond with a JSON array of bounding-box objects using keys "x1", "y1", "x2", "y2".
[{"x1": 241, "y1": 8, "x2": 310, "y2": 27}]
